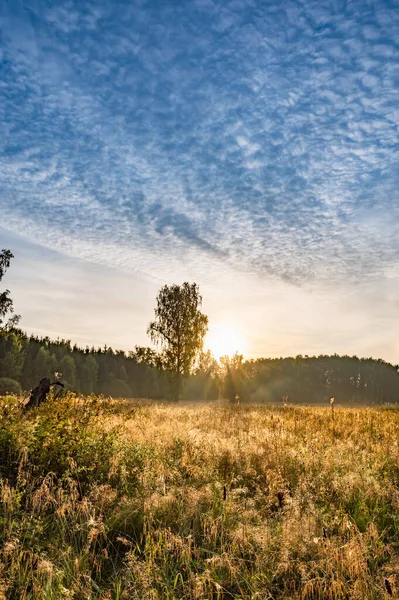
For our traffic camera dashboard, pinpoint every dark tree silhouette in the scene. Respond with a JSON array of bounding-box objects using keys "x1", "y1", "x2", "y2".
[
  {"x1": 0, "y1": 249, "x2": 20, "y2": 331},
  {"x1": 24, "y1": 377, "x2": 64, "y2": 410}
]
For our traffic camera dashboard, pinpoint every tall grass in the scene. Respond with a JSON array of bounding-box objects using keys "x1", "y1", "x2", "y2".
[{"x1": 0, "y1": 394, "x2": 398, "y2": 599}]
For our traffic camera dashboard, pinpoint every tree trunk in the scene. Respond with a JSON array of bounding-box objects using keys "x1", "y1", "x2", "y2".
[{"x1": 24, "y1": 378, "x2": 64, "y2": 410}]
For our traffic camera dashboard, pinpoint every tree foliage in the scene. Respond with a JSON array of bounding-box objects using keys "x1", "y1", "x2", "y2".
[
  {"x1": 219, "y1": 353, "x2": 245, "y2": 402},
  {"x1": 0, "y1": 249, "x2": 20, "y2": 331},
  {"x1": 129, "y1": 345, "x2": 160, "y2": 368},
  {"x1": 147, "y1": 282, "x2": 208, "y2": 398},
  {"x1": 0, "y1": 329, "x2": 399, "y2": 404},
  {"x1": 0, "y1": 332, "x2": 167, "y2": 399}
]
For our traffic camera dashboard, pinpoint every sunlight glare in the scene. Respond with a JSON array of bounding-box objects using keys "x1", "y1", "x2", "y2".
[{"x1": 205, "y1": 323, "x2": 247, "y2": 360}]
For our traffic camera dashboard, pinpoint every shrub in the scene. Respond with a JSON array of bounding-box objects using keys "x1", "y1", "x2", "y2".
[
  {"x1": 0, "y1": 377, "x2": 21, "y2": 395},
  {"x1": 0, "y1": 427, "x2": 21, "y2": 482}
]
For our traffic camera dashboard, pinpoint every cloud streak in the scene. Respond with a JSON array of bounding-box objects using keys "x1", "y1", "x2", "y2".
[{"x1": 1, "y1": 0, "x2": 398, "y2": 289}]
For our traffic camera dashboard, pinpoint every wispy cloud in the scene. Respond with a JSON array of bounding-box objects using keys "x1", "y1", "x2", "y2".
[{"x1": 1, "y1": 0, "x2": 399, "y2": 355}]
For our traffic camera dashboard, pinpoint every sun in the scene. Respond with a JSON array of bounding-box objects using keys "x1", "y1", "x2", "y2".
[{"x1": 205, "y1": 323, "x2": 247, "y2": 360}]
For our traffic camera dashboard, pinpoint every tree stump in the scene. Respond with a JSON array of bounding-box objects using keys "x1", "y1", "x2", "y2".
[{"x1": 24, "y1": 378, "x2": 64, "y2": 410}]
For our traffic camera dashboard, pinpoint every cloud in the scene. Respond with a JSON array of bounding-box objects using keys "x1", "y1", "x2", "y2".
[{"x1": 1, "y1": 0, "x2": 398, "y2": 292}]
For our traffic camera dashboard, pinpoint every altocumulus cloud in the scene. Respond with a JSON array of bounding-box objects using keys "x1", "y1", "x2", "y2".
[{"x1": 1, "y1": 1, "x2": 399, "y2": 287}]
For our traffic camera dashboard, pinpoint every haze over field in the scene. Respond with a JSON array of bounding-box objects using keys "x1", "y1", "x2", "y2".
[{"x1": 1, "y1": 0, "x2": 399, "y2": 360}]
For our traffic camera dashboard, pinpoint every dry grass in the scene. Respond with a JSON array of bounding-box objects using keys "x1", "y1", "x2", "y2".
[{"x1": 0, "y1": 394, "x2": 399, "y2": 599}]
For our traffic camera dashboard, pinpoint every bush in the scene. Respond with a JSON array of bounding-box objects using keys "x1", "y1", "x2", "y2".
[{"x1": 0, "y1": 377, "x2": 21, "y2": 395}]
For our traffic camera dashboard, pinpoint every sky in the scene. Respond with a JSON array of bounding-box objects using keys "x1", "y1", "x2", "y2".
[{"x1": 1, "y1": 0, "x2": 399, "y2": 362}]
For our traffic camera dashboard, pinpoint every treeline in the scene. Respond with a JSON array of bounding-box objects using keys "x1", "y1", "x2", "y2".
[
  {"x1": 232, "y1": 354, "x2": 399, "y2": 404},
  {"x1": 0, "y1": 330, "x2": 398, "y2": 404},
  {"x1": 0, "y1": 331, "x2": 168, "y2": 399}
]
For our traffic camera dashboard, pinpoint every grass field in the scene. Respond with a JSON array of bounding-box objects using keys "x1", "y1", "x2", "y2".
[{"x1": 1, "y1": 394, "x2": 399, "y2": 599}]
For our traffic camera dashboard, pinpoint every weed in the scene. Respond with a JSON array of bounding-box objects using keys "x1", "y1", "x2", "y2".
[{"x1": 0, "y1": 394, "x2": 398, "y2": 599}]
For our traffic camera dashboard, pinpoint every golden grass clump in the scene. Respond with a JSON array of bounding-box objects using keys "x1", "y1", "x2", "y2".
[{"x1": 0, "y1": 393, "x2": 398, "y2": 599}]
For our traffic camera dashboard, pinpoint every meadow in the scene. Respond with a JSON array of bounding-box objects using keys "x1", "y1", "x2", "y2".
[{"x1": 0, "y1": 394, "x2": 398, "y2": 599}]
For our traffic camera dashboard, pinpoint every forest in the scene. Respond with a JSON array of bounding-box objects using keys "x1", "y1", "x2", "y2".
[
  {"x1": 1, "y1": 248, "x2": 399, "y2": 404},
  {"x1": 0, "y1": 329, "x2": 399, "y2": 404}
]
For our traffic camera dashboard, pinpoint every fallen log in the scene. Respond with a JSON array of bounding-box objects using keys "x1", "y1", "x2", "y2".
[{"x1": 24, "y1": 378, "x2": 64, "y2": 410}]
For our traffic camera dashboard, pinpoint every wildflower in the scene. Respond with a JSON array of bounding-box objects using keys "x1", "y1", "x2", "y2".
[{"x1": 37, "y1": 559, "x2": 54, "y2": 575}]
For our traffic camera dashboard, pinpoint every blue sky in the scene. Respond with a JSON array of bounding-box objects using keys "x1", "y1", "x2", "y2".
[{"x1": 1, "y1": 0, "x2": 399, "y2": 360}]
